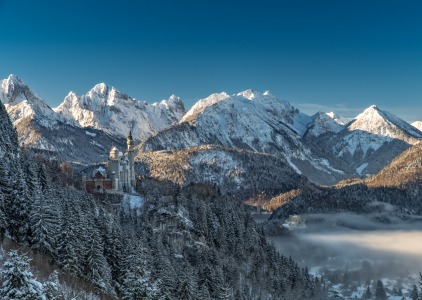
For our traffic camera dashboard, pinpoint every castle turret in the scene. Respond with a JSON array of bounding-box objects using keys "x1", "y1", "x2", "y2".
[{"x1": 127, "y1": 130, "x2": 136, "y2": 189}]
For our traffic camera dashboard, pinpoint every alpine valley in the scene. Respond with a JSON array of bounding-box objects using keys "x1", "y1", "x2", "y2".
[{"x1": 3, "y1": 74, "x2": 422, "y2": 299}]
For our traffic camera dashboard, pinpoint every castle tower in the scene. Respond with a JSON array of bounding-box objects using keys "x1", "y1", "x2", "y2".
[
  {"x1": 127, "y1": 130, "x2": 136, "y2": 189},
  {"x1": 109, "y1": 146, "x2": 120, "y2": 190}
]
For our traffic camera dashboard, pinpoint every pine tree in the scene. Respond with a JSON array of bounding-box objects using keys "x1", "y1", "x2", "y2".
[
  {"x1": 0, "y1": 250, "x2": 45, "y2": 300},
  {"x1": 122, "y1": 242, "x2": 159, "y2": 300},
  {"x1": 365, "y1": 286, "x2": 372, "y2": 299},
  {"x1": 199, "y1": 284, "x2": 212, "y2": 300},
  {"x1": 217, "y1": 282, "x2": 232, "y2": 300},
  {"x1": 156, "y1": 256, "x2": 176, "y2": 300},
  {"x1": 30, "y1": 165, "x2": 59, "y2": 259},
  {"x1": 6, "y1": 165, "x2": 32, "y2": 243},
  {"x1": 177, "y1": 265, "x2": 198, "y2": 300},
  {"x1": 410, "y1": 284, "x2": 419, "y2": 300},
  {"x1": 375, "y1": 280, "x2": 388, "y2": 300},
  {"x1": 43, "y1": 270, "x2": 59, "y2": 300},
  {"x1": 57, "y1": 207, "x2": 82, "y2": 276},
  {"x1": 84, "y1": 227, "x2": 112, "y2": 292}
]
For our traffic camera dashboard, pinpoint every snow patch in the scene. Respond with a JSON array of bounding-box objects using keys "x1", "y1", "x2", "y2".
[
  {"x1": 85, "y1": 131, "x2": 96, "y2": 137},
  {"x1": 122, "y1": 194, "x2": 144, "y2": 209},
  {"x1": 356, "y1": 163, "x2": 368, "y2": 175}
]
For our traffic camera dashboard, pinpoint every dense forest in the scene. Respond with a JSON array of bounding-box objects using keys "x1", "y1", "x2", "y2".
[{"x1": 0, "y1": 99, "x2": 323, "y2": 299}]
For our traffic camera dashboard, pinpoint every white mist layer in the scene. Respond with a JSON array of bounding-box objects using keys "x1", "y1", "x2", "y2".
[{"x1": 303, "y1": 230, "x2": 422, "y2": 257}]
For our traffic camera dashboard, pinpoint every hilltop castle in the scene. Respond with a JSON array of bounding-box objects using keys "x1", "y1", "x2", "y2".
[{"x1": 82, "y1": 132, "x2": 136, "y2": 192}]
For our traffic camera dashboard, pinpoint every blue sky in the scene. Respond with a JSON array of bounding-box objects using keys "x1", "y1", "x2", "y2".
[{"x1": 1, "y1": 0, "x2": 421, "y2": 121}]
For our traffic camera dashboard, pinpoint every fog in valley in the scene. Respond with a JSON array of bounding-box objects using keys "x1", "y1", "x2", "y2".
[{"x1": 256, "y1": 208, "x2": 422, "y2": 298}]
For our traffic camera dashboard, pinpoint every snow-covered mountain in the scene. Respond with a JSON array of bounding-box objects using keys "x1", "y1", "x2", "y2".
[
  {"x1": 1, "y1": 75, "x2": 61, "y2": 129},
  {"x1": 137, "y1": 90, "x2": 422, "y2": 186},
  {"x1": 55, "y1": 83, "x2": 186, "y2": 141},
  {"x1": 0, "y1": 75, "x2": 186, "y2": 168},
  {"x1": 136, "y1": 89, "x2": 351, "y2": 185},
  {"x1": 312, "y1": 105, "x2": 422, "y2": 177}
]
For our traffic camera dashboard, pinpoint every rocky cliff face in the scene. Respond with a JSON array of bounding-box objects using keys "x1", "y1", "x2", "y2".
[{"x1": 54, "y1": 83, "x2": 186, "y2": 141}]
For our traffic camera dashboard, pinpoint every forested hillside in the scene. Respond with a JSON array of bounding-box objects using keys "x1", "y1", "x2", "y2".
[
  {"x1": 135, "y1": 145, "x2": 311, "y2": 200},
  {"x1": 0, "y1": 98, "x2": 321, "y2": 299}
]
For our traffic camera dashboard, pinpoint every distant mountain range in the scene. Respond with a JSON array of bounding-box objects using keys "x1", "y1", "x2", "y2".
[
  {"x1": 136, "y1": 89, "x2": 422, "y2": 186},
  {"x1": 2, "y1": 74, "x2": 422, "y2": 188},
  {"x1": 0, "y1": 75, "x2": 185, "y2": 166}
]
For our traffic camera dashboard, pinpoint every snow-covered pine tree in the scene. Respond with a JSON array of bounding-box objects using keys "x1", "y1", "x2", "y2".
[
  {"x1": 57, "y1": 200, "x2": 82, "y2": 276},
  {"x1": 30, "y1": 165, "x2": 59, "y2": 259},
  {"x1": 0, "y1": 155, "x2": 10, "y2": 241},
  {"x1": 7, "y1": 165, "x2": 31, "y2": 243},
  {"x1": 121, "y1": 242, "x2": 159, "y2": 300},
  {"x1": 83, "y1": 226, "x2": 112, "y2": 292},
  {"x1": 0, "y1": 250, "x2": 45, "y2": 300},
  {"x1": 177, "y1": 264, "x2": 198, "y2": 300}
]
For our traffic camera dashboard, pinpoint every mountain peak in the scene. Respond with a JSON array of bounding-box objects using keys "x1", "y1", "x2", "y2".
[
  {"x1": 90, "y1": 83, "x2": 112, "y2": 94},
  {"x1": 168, "y1": 94, "x2": 180, "y2": 102},
  {"x1": 237, "y1": 89, "x2": 259, "y2": 99},
  {"x1": 263, "y1": 91, "x2": 274, "y2": 97},
  {"x1": 7, "y1": 74, "x2": 22, "y2": 83},
  {"x1": 327, "y1": 112, "x2": 339, "y2": 119}
]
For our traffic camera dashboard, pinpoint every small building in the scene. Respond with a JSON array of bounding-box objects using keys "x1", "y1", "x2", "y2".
[{"x1": 282, "y1": 215, "x2": 306, "y2": 230}]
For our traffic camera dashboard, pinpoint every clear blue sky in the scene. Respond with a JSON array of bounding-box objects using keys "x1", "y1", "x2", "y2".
[{"x1": 1, "y1": 0, "x2": 421, "y2": 121}]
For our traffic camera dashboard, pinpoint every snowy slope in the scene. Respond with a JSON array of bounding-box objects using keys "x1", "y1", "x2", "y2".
[
  {"x1": 411, "y1": 121, "x2": 422, "y2": 131},
  {"x1": 181, "y1": 92, "x2": 229, "y2": 122},
  {"x1": 54, "y1": 83, "x2": 186, "y2": 141}
]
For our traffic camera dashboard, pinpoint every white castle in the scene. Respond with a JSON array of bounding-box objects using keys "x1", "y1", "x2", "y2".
[{"x1": 82, "y1": 131, "x2": 135, "y2": 192}]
